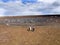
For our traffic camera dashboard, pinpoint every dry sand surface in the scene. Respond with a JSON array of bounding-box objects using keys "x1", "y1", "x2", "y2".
[{"x1": 0, "y1": 25, "x2": 60, "y2": 45}]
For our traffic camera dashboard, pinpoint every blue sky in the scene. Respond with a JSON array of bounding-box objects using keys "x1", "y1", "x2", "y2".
[
  {"x1": 1, "y1": 0, "x2": 37, "y2": 2},
  {"x1": 0, "y1": 0, "x2": 60, "y2": 16}
]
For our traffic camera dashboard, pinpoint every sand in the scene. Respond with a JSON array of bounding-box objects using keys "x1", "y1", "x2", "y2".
[{"x1": 0, "y1": 25, "x2": 60, "y2": 45}]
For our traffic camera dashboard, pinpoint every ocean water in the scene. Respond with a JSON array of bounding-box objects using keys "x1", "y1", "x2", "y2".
[{"x1": 0, "y1": 0, "x2": 60, "y2": 16}]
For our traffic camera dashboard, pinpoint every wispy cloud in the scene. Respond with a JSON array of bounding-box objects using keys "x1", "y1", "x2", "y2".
[
  {"x1": 0, "y1": 0, "x2": 60, "y2": 16},
  {"x1": 0, "y1": 8, "x2": 6, "y2": 16},
  {"x1": 38, "y1": 0, "x2": 56, "y2": 4}
]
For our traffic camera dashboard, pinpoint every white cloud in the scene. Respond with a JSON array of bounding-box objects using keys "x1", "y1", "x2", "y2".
[
  {"x1": 52, "y1": 6, "x2": 60, "y2": 13},
  {"x1": 0, "y1": 8, "x2": 6, "y2": 16},
  {"x1": 38, "y1": 0, "x2": 56, "y2": 4},
  {"x1": 0, "y1": 0, "x2": 60, "y2": 16}
]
